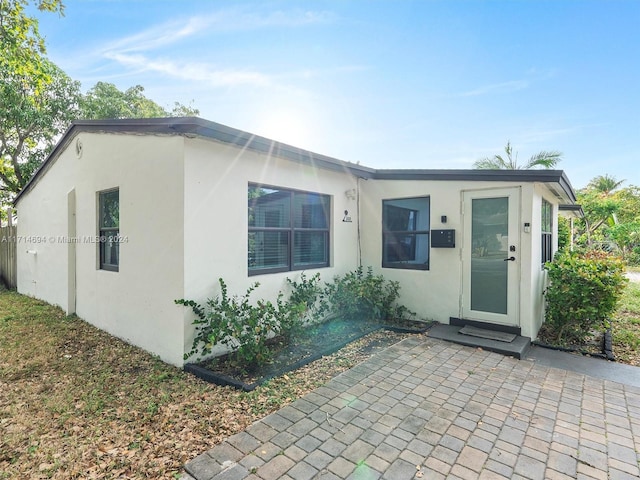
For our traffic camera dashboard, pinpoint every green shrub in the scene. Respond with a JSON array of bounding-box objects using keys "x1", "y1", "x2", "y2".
[
  {"x1": 628, "y1": 246, "x2": 640, "y2": 266},
  {"x1": 544, "y1": 250, "x2": 628, "y2": 345},
  {"x1": 177, "y1": 268, "x2": 412, "y2": 369},
  {"x1": 275, "y1": 290, "x2": 306, "y2": 340},
  {"x1": 177, "y1": 278, "x2": 314, "y2": 369},
  {"x1": 318, "y1": 266, "x2": 411, "y2": 321},
  {"x1": 176, "y1": 279, "x2": 279, "y2": 369},
  {"x1": 285, "y1": 272, "x2": 322, "y2": 321}
]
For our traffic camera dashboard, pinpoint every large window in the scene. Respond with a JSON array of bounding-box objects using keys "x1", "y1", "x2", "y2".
[
  {"x1": 382, "y1": 196, "x2": 430, "y2": 270},
  {"x1": 541, "y1": 199, "x2": 553, "y2": 265},
  {"x1": 248, "y1": 184, "x2": 330, "y2": 275},
  {"x1": 98, "y1": 188, "x2": 119, "y2": 271}
]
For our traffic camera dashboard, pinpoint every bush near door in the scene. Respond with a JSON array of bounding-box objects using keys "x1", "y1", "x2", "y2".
[{"x1": 543, "y1": 250, "x2": 628, "y2": 345}]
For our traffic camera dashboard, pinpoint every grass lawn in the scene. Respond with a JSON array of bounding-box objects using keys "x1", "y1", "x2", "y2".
[
  {"x1": 611, "y1": 279, "x2": 640, "y2": 365},
  {"x1": 2, "y1": 279, "x2": 639, "y2": 479},
  {"x1": 0, "y1": 289, "x2": 407, "y2": 479}
]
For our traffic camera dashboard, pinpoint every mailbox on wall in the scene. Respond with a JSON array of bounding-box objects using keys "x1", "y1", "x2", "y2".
[{"x1": 431, "y1": 229, "x2": 456, "y2": 248}]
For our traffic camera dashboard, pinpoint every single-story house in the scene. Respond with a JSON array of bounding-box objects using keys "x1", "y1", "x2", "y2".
[{"x1": 14, "y1": 117, "x2": 579, "y2": 366}]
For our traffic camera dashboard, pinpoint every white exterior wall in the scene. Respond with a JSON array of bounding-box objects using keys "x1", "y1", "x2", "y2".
[
  {"x1": 16, "y1": 151, "x2": 75, "y2": 310},
  {"x1": 182, "y1": 138, "x2": 361, "y2": 359},
  {"x1": 528, "y1": 184, "x2": 561, "y2": 338},
  {"x1": 359, "y1": 180, "x2": 464, "y2": 324},
  {"x1": 16, "y1": 126, "x2": 570, "y2": 365},
  {"x1": 17, "y1": 133, "x2": 186, "y2": 366},
  {"x1": 359, "y1": 179, "x2": 553, "y2": 339},
  {"x1": 518, "y1": 183, "x2": 536, "y2": 339}
]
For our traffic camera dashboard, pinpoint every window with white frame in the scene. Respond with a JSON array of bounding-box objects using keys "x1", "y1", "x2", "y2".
[
  {"x1": 382, "y1": 196, "x2": 430, "y2": 270},
  {"x1": 248, "y1": 184, "x2": 330, "y2": 275},
  {"x1": 98, "y1": 188, "x2": 119, "y2": 271},
  {"x1": 541, "y1": 198, "x2": 553, "y2": 265}
]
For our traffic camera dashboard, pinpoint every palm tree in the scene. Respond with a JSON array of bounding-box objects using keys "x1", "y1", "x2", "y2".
[
  {"x1": 587, "y1": 174, "x2": 625, "y2": 196},
  {"x1": 473, "y1": 141, "x2": 562, "y2": 170},
  {"x1": 584, "y1": 174, "x2": 626, "y2": 234}
]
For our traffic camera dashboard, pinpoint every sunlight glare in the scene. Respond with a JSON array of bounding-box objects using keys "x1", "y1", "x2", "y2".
[{"x1": 257, "y1": 108, "x2": 314, "y2": 150}]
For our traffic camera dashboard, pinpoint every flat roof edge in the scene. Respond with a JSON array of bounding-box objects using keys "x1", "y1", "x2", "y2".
[
  {"x1": 559, "y1": 204, "x2": 584, "y2": 218},
  {"x1": 372, "y1": 169, "x2": 577, "y2": 203},
  {"x1": 14, "y1": 117, "x2": 577, "y2": 205},
  {"x1": 14, "y1": 117, "x2": 375, "y2": 204},
  {"x1": 70, "y1": 117, "x2": 375, "y2": 178}
]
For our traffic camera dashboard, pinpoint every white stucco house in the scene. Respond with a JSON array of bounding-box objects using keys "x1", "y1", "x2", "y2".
[{"x1": 14, "y1": 117, "x2": 579, "y2": 366}]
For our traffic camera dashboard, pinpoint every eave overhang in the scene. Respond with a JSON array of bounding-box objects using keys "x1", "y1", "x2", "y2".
[
  {"x1": 559, "y1": 204, "x2": 584, "y2": 218},
  {"x1": 14, "y1": 117, "x2": 578, "y2": 207}
]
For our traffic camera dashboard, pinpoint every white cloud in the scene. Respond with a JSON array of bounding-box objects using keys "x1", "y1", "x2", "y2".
[
  {"x1": 225, "y1": 8, "x2": 336, "y2": 30},
  {"x1": 101, "y1": 6, "x2": 334, "y2": 55},
  {"x1": 92, "y1": 6, "x2": 338, "y2": 90},
  {"x1": 104, "y1": 52, "x2": 274, "y2": 88},
  {"x1": 101, "y1": 49, "x2": 366, "y2": 89},
  {"x1": 102, "y1": 17, "x2": 211, "y2": 54}
]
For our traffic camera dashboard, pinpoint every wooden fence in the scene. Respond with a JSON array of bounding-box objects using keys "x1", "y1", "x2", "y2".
[{"x1": 0, "y1": 225, "x2": 17, "y2": 289}]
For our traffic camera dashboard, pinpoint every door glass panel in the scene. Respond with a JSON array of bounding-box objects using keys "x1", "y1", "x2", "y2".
[{"x1": 471, "y1": 197, "x2": 508, "y2": 314}]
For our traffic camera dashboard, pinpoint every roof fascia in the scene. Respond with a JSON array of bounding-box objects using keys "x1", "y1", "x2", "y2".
[
  {"x1": 559, "y1": 204, "x2": 585, "y2": 218},
  {"x1": 71, "y1": 117, "x2": 377, "y2": 178},
  {"x1": 372, "y1": 169, "x2": 577, "y2": 204},
  {"x1": 14, "y1": 117, "x2": 577, "y2": 206},
  {"x1": 14, "y1": 117, "x2": 375, "y2": 205},
  {"x1": 14, "y1": 123, "x2": 80, "y2": 205}
]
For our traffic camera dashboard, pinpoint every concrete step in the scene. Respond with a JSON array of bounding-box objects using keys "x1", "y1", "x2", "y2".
[{"x1": 428, "y1": 323, "x2": 531, "y2": 359}]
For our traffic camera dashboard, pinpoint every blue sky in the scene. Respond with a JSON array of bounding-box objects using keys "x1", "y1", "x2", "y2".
[{"x1": 36, "y1": 0, "x2": 639, "y2": 189}]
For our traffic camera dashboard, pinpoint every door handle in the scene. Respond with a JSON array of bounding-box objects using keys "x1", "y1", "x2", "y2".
[{"x1": 504, "y1": 256, "x2": 516, "y2": 262}]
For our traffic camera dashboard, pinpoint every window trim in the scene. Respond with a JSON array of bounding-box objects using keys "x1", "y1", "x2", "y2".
[
  {"x1": 248, "y1": 183, "x2": 330, "y2": 276},
  {"x1": 98, "y1": 187, "x2": 119, "y2": 272},
  {"x1": 382, "y1": 196, "x2": 430, "y2": 271},
  {"x1": 541, "y1": 198, "x2": 553, "y2": 266}
]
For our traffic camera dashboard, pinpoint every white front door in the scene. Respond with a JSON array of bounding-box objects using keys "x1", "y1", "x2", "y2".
[{"x1": 462, "y1": 188, "x2": 520, "y2": 327}]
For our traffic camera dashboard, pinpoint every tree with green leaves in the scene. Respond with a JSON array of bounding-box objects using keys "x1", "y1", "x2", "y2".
[
  {"x1": 80, "y1": 82, "x2": 199, "y2": 120},
  {"x1": 1, "y1": 0, "x2": 77, "y2": 204},
  {"x1": 1, "y1": 72, "x2": 200, "y2": 202},
  {"x1": 602, "y1": 184, "x2": 640, "y2": 263},
  {"x1": 577, "y1": 188, "x2": 622, "y2": 246},
  {"x1": 587, "y1": 174, "x2": 625, "y2": 196},
  {"x1": 575, "y1": 175, "x2": 640, "y2": 264},
  {"x1": 473, "y1": 141, "x2": 562, "y2": 170},
  {"x1": 1, "y1": 1, "x2": 199, "y2": 205},
  {"x1": 1, "y1": 70, "x2": 199, "y2": 202},
  {"x1": 1, "y1": 58, "x2": 81, "y2": 198},
  {"x1": 578, "y1": 175, "x2": 624, "y2": 237},
  {"x1": 0, "y1": 0, "x2": 64, "y2": 83}
]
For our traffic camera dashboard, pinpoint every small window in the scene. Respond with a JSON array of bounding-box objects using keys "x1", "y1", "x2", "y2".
[
  {"x1": 541, "y1": 199, "x2": 553, "y2": 265},
  {"x1": 248, "y1": 184, "x2": 330, "y2": 275},
  {"x1": 99, "y1": 188, "x2": 119, "y2": 271},
  {"x1": 382, "y1": 197, "x2": 430, "y2": 270}
]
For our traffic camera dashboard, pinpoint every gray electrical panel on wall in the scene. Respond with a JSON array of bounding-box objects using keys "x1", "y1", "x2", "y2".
[{"x1": 431, "y1": 229, "x2": 455, "y2": 248}]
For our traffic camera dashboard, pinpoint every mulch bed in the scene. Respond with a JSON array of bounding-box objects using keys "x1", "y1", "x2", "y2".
[
  {"x1": 185, "y1": 317, "x2": 432, "y2": 390},
  {"x1": 533, "y1": 325, "x2": 615, "y2": 361}
]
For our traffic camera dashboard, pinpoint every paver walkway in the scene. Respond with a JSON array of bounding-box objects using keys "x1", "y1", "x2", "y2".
[{"x1": 182, "y1": 336, "x2": 640, "y2": 480}]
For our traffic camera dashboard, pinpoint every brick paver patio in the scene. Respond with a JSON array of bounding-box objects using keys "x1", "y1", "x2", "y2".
[{"x1": 181, "y1": 336, "x2": 640, "y2": 480}]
